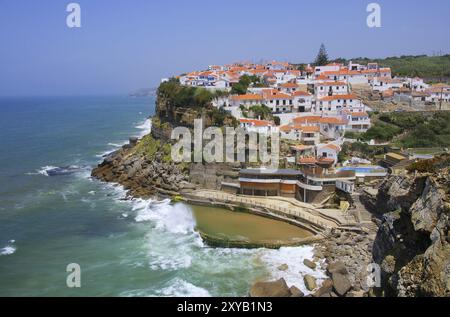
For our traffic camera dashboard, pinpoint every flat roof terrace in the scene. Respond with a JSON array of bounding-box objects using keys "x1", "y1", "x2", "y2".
[{"x1": 240, "y1": 169, "x2": 304, "y2": 177}]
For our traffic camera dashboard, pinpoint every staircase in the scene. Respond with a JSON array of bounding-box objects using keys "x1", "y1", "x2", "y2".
[{"x1": 349, "y1": 191, "x2": 379, "y2": 234}]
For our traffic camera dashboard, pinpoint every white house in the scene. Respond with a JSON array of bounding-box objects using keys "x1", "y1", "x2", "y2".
[
  {"x1": 316, "y1": 94, "x2": 362, "y2": 114},
  {"x1": 321, "y1": 70, "x2": 369, "y2": 85},
  {"x1": 410, "y1": 77, "x2": 429, "y2": 92},
  {"x1": 426, "y1": 85, "x2": 450, "y2": 103},
  {"x1": 314, "y1": 81, "x2": 349, "y2": 98},
  {"x1": 278, "y1": 82, "x2": 299, "y2": 94},
  {"x1": 371, "y1": 77, "x2": 403, "y2": 92},
  {"x1": 262, "y1": 89, "x2": 294, "y2": 113},
  {"x1": 292, "y1": 91, "x2": 313, "y2": 113},
  {"x1": 230, "y1": 94, "x2": 264, "y2": 108},
  {"x1": 344, "y1": 111, "x2": 371, "y2": 132},
  {"x1": 316, "y1": 143, "x2": 341, "y2": 166},
  {"x1": 279, "y1": 124, "x2": 320, "y2": 145},
  {"x1": 314, "y1": 63, "x2": 342, "y2": 77},
  {"x1": 239, "y1": 119, "x2": 278, "y2": 135}
]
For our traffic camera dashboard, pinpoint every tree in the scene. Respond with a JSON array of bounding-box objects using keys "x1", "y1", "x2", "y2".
[
  {"x1": 314, "y1": 44, "x2": 329, "y2": 66},
  {"x1": 231, "y1": 75, "x2": 263, "y2": 95},
  {"x1": 296, "y1": 64, "x2": 306, "y2": 72}
]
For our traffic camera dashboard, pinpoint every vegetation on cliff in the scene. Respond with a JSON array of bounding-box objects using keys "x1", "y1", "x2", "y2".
[
  {"x1": 230, "y1": 75, "x2": 265, "y2": 95},
  {"x1": 158, "y1": 78, "x2": 228, "y2": 109},
  {"x1": 240, "y1": 104, "x2": 279, "y2": 123},
  {"x1": 157, "y1": 79, "x2": 237, "y2": 128},
  {"x1": 360, "y1": 112, "x2": 450, "y2": 148},
  {"x1": 134, "y1": 134, "x2": 172, "y2": 162},
  {"x1": 334, "y1": 54, "x2": 450, "y2": 79}
]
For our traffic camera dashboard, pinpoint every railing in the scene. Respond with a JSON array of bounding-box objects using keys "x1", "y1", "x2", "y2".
[
  {"x1": 303, "y1": 170, "x2": 356, "y2": 180},
  {"x1": 296, "y1": 181, "x2": 323, "y2": 191}
]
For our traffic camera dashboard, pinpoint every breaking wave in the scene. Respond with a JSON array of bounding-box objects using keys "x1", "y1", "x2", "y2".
[
  {"x1": 135, "y1": 118, "x2": 152, "y2": 138},
  {"x1": 1, "y1": 241, "x2": 16, "y2": 256}
]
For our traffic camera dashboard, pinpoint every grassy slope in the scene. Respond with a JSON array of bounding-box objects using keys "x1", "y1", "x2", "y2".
[
  {"x1": 335, "y1": 55, "x2": 450, "y2": 80},
  {"x1": 361, "y1": 112, "x2": 450, "y2": 148}
]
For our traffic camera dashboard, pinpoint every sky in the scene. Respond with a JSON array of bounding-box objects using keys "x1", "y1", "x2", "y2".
[{"x1": 0, "y1": 0, "x2": 449, "y2": 96}]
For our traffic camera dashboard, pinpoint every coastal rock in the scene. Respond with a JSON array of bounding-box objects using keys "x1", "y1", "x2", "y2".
[
  {"x1": 278, "y1": 264, "x2": 289, "y2": 271},
  {"x1": 313, "y1": 279, "x2": 333, "y2": 297},
  {"x1": 332, "y1": 272, "x2": 352, "y2": 296},
  {"x1": 303, "y1": 259, "x2": 317, "y2": 270},
  {"x1": 372, "y1": 156, "x2": 450, "y2": 297},
  {"x1": 327, "y1": 261, "x2": 348, "y2": 275},
  {"x1": 92, "y1": 133, "x2": 191, "y2": 199},
  {"x1": 289, "y1": 286, "x2": 305, "y2": 297},
  {"x1": 381, "y1": 255, "x2": 396, "y2": 274},
  {"x1": 303, "y1": 275, "x2": 317, "y2": 291},
  {"x1": 249, "y1": 279, "x2": 291, "y2": 297}
]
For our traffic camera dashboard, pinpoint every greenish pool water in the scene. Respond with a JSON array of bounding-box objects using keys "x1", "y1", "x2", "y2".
[{"x1": 192, "y1": 206, "x2": 313, "y2": 244}]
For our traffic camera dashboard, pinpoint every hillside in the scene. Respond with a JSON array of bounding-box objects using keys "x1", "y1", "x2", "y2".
[
  {"x1": 334, "y1": 55, "x2": 450, "y2": 81},
  {"x1": 362, "y1": 111, "x2": 450, "y2": 148},
  {"x1": 341, "y1": 111, "x2": 450, "y2": 161}
]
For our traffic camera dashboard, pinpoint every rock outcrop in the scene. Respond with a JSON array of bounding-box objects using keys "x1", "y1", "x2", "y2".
[
  {"x1": 92, "y1": 135, "x2": 191, "y2": 199},
  {"x1": 249, "y1": 278, "x2": 292, "y2": 297},
  {"x1": 314, "y1": 229, "x2": 375, "y2": 294},
  {"x1": 373, "y1": 156, "x2": 450, "y2": 297}
]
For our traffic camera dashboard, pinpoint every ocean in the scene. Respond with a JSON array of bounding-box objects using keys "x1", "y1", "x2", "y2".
[{"x1": 0, "y1": 96, "x2": 324, "y2": 297}]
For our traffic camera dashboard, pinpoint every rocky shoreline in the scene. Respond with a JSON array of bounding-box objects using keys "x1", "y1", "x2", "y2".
[
  {"x1": 92, "y1": 135, "x2": 193, "y2": 199},
  {"x1": 92, "y1": 128, "x2": 450, "y2": 297}
]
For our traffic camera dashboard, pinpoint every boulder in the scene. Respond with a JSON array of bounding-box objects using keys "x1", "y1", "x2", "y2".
[
  {"x1": 332, "y1": 272, "x2": 352, "y2": 296},
  {"x1": 289, "y1": 286, "x2": 305, "y2": 297},
  {"x1": 327, "y1": 261, "x2": 348, "y2": 275},
  {"x1": 303, "y1": 275, "x2": 317, "y2": 291},
  {"x1": 381, "y1": 255, "x2": 396, "y2": 274},
  {"x1": 278, "y1": 264, "x2": 289, "y2": 271},
  {"x1": 249, "y1": 279, "x2": 291, "y2": 297},
  {"x1": 313, "y1": 279, "x2": 333, "y2": 297},
  {"x1": 303, "y1": 259, "x2": 317, "y2": 270}
]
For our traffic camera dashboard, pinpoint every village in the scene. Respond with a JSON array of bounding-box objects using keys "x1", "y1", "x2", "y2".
[{"x1": 164, "y1": 59, "x2": 449, "y2": 206}]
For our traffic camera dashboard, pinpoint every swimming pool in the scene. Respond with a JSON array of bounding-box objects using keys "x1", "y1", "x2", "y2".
[{"x1": 338, "y1": 166, "x2": 387, "y2": 174}]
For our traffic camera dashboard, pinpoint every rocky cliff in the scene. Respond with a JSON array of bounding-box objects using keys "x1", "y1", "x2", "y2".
[
  {"x1": 372, "y1": 155, "x2": 450, "y2": 297},
  {"x1": 92, "y1": 81, "x2": 240, "y2": 198}
]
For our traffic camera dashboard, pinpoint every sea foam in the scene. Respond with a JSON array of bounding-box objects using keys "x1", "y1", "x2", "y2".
[
  {"x1": 135, "y1": 118, "x2": 152, "y2": 138},
  {"x1": 1, "y1": 241, "x2": 17, "y2": 256}
]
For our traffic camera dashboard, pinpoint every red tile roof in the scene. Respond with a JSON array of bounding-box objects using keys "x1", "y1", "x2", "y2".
[
  {"x1": 231, "y1": 94, "x2": 263, "y2": 101},
  {"x1": 316, "y1": 81, "x2": 347, "y2": 86},
  {"x1": 239, "y1": 118, "x2": 274, "y2": 127},
  {"x1": 319, "y1": 94, "x2": 357, "y2": 101},
  {"x1": 298, "y1": 157, "x2": 317, "y2": 164},
  {"x1": 292, "y1": 91, "x2": 312, "y2": 97}
]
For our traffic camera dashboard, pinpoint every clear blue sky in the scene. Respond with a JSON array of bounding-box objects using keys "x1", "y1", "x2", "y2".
[{"x1": 1, "y1": 0, "x2": 449, "y2": 96}]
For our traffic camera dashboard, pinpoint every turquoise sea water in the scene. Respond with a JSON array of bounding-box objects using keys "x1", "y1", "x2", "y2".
[{"x1": 0, "y1": 96, "x2": 324, "y2": 297}]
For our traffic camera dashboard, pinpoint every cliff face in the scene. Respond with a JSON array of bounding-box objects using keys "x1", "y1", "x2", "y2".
[
  {"x1": 373, "y1": 158, "x2": 450, "y2": 297},
  {"x1": 155, "y1": 87, "x2": 236, "y2": 131},
  {"x1": 92, "y1": 136, "x2": 193, "y2": 198},
  {"x1": 92, "y1": 83, "x2": 240, "y2": 197}
]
